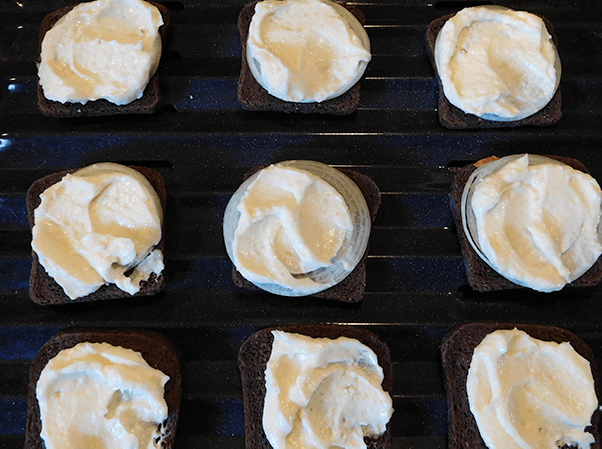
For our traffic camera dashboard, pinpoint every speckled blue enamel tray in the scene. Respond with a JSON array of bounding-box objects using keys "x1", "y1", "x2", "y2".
[{"x1": 1, "y1": 1, "x2": 602, "y2": 447}]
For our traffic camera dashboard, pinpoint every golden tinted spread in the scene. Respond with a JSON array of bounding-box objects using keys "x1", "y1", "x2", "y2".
[
  {"x1": 470, "y1": 155, "x2": 602, "y2": 292},
  {"x1": 32, "y1": 163, "x2": 163, "y2": 299},
  {"x1": 467, "y1": 329, "x2": 598, "y2": 449},
  {"x1": 247, "y1": 0, "x2": 371, "y2": 102},
  {"x1": 38, "y1": 0, "x2": 163, "y2": 105},
  {"x1": 232, "y1": 165, "x2": 353, "y2": 294},
  {"x1": 263, "y1": 331, "x2": 393, "y2": 448},
  {"x1": 434, "y1": 6, "x2": 559, "y2": 121},
  {"x1": 37, "y1": 342, "x2": 169, "y2": 449}
]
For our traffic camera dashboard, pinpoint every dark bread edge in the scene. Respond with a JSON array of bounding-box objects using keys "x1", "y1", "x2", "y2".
[
  {"x1": 26, "y1": 165, "x2": 167, "y2": 305},
  {"x1": 425, "y1": 10, "x2": 562, "y2": 129},
  {"x1": 231, "y1": 165, "x2": 381, "y2": 302},
  {"x1": 441, "y1": 322, "x2": 600, "y2": 449},
  {"x1": 238, "y1": 324, "x2": 393, "y2": 449},
  {"x1": 449, "y1": 155, "x2": 602, "y2": 292},
  {"x1": 37, "y1": 1, "x2": 171, "y2": 117},
  {"x1": 237, "y1": 1, "x2": 365, "y2": 115},
  {"x1": 25, "y1": 328, "x2": 182, "y2": 449}
]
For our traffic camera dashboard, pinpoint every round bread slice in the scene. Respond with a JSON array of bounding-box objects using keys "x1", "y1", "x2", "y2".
[
  {"x1": 238, "y1": 324, "x2": 393, "y2": 449},
  {"x1": 25, "y1": 328, "x2": 182, "y2": 449}
]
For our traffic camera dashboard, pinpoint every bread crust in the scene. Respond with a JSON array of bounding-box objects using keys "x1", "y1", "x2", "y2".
[
  {"x1": 27, "y1": 165, "x2": 167, "y2": 305},
  {"x1": 37, "y1": 1, "x2": 171, "y2": 117},
  {"x1": 441, "y1": 322, "x2": 600, "y2": 449},
  {"x1": 425, "y1": 10, "x2": 562, "y2": 129},
  {"x1": 25, "y1": 328, "x2": 181, "y2": 449},
  {"x1": 238, "y1": 324, "x2": 393, "y2": 449},
  {"x1": 231, "y1": 166, "x2": 381, "y2": 302},
  {"x1": 449, "y1": 155, "x2": 602, "y2": 292},
  {"x1": 237, "y1": 0, "x2": 366, "y2": 115}
]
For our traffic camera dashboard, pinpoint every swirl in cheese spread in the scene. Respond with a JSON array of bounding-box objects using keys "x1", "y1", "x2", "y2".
[
  {"x1": 37, "y1": 342, "x2": 169, "y2": 449},
  {"x1": 31, "y1": 163, "x2": 164, "y2": 299},
  {"x1": 434, "y1": 6, "x2": 559, "y2": 120},
  {"x1": 264, "y1": 331, "x2": 393, "y2": 449},
  {"x1": 467, "y1": 329, "x2": 598, "y2": 449},
  {"x1": 470, "y1": 155, "x2": 602, "y2": 292},
  {"x1": 232, "y1": 165, "x2": 354, "y2": 294},
  {"x1": 38, "y1": 0, "x2": 163, "y2": 105},
  {"x1": 246, "y1": 0, "x2": 371, "y2": 103}
]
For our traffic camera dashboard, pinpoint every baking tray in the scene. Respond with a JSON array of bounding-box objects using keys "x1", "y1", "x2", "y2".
[{"x1": 1, "y1": 0, "x2": 602, "y2": 447}]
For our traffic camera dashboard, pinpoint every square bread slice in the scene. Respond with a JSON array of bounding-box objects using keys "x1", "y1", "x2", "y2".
[
  {"x1": 449, "y1": 155, "x2": 602, "y2": 292},
  {"x1": 237, "y1": 0, "x2": 366, "y2": 115},
  {"x1": 37, "y1": 1, "x2": 170, "y2": 117},
  {"x1": 26, "y1": 165, "x2": 167, "y2": 305},
  {"x1": 238, "y1": 324, "x2": 393, "y2": 449},
  {"x1": 425, "y1": 12, "x2": 561, "y2": 129},
  {"x1": 231, "y1": 166, "x2": 381, "y2": 302},
  {"x1": 441, "y1": 322, "x2": 600, "y2": 449},
  {"x1": 25, "y1": 328, "x2": 182, "y2": 449}
]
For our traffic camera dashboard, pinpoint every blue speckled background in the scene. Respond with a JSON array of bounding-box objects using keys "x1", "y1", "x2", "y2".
[{"x1": 1, "y1": 0, "x2": 602, "y2": 447}]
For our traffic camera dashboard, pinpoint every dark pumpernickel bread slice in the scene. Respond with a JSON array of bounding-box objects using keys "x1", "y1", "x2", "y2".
[
  {"x1": 237, "y1": 1, "x2": 366, "y2": 115},
  {"x1": 425, "y1": 12, "x2": 561, "y2": 129},
  {"x1": 442, "y1": 322, "x2": 600, "y2": 449},
  {"x1": 238, "y1": 324, "x2": 393, "y2": 449},
  {"x1": 232, "y1": 166, "x2": 381, "y2": 302},
  {"x1": 37, "y1": 1, "x2": 170, "y2": 117},
  {"x1": 449, "y1": 155, "x2": 602, "y2": 292},
  {"x1": 27, "y1": 165, "x2": 167, "y2": 305},
  {"x1": 25, "y1": 328, "x2": 182, "y2": 449}
]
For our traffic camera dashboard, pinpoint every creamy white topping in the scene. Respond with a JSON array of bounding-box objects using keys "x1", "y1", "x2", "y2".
[
  {"x1": 32, "y1": 162, "x2": 164, "y2": 299},
  {"x1": 434, "y1": 6, "x2": 559, "y2": 120},
  {"x1": 37, "y1": 342, "x2": 169, "y2": 449},
  {"x1": 470, "y1": 154, "x2": 602, "y2": 292},
  {"x1": 467, "y1": 328, "x2": 598, "y2": 449},
  {"x1": 247, "y1": 0, "x2": 371, "y2": 103},
  {"x1": 231, "y1": 164, "x2": 354, "y2": 294},
  {"x1": 264, "y1": 331, "x2": 393, "y2": 449},
  {"x1": 38, "y1": 0, "x2": 163, "y2": 105}
]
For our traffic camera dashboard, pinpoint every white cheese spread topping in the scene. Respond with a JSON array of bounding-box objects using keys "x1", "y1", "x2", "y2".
[
  {"x1": 247, "y1": 0, "x2": 371, "y2": 103},
  {"x1": 38, "y1": 0, "x2": 163, "y2": 105},
  {"x1": 467, "y1": 328, "x2": 598, "y2": 449},
  {"x1": 37, "y1": 342, "x2": 169, "y2": 449},
  {"x1": 263, "y1": 331, "x2": 393, "y2": 449},
  {"x1": 231, "y1": 164, "x2": 354, "y2": 295},
  {"x1": 32, "y1": 162, "x2": 164, "y2": 299},
  {"x1": 434, "y1": 6, "x2": 559, "y2": 121},
  {"x1": 469, "y1": 154, "x2": 602, "y2": 292}
]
